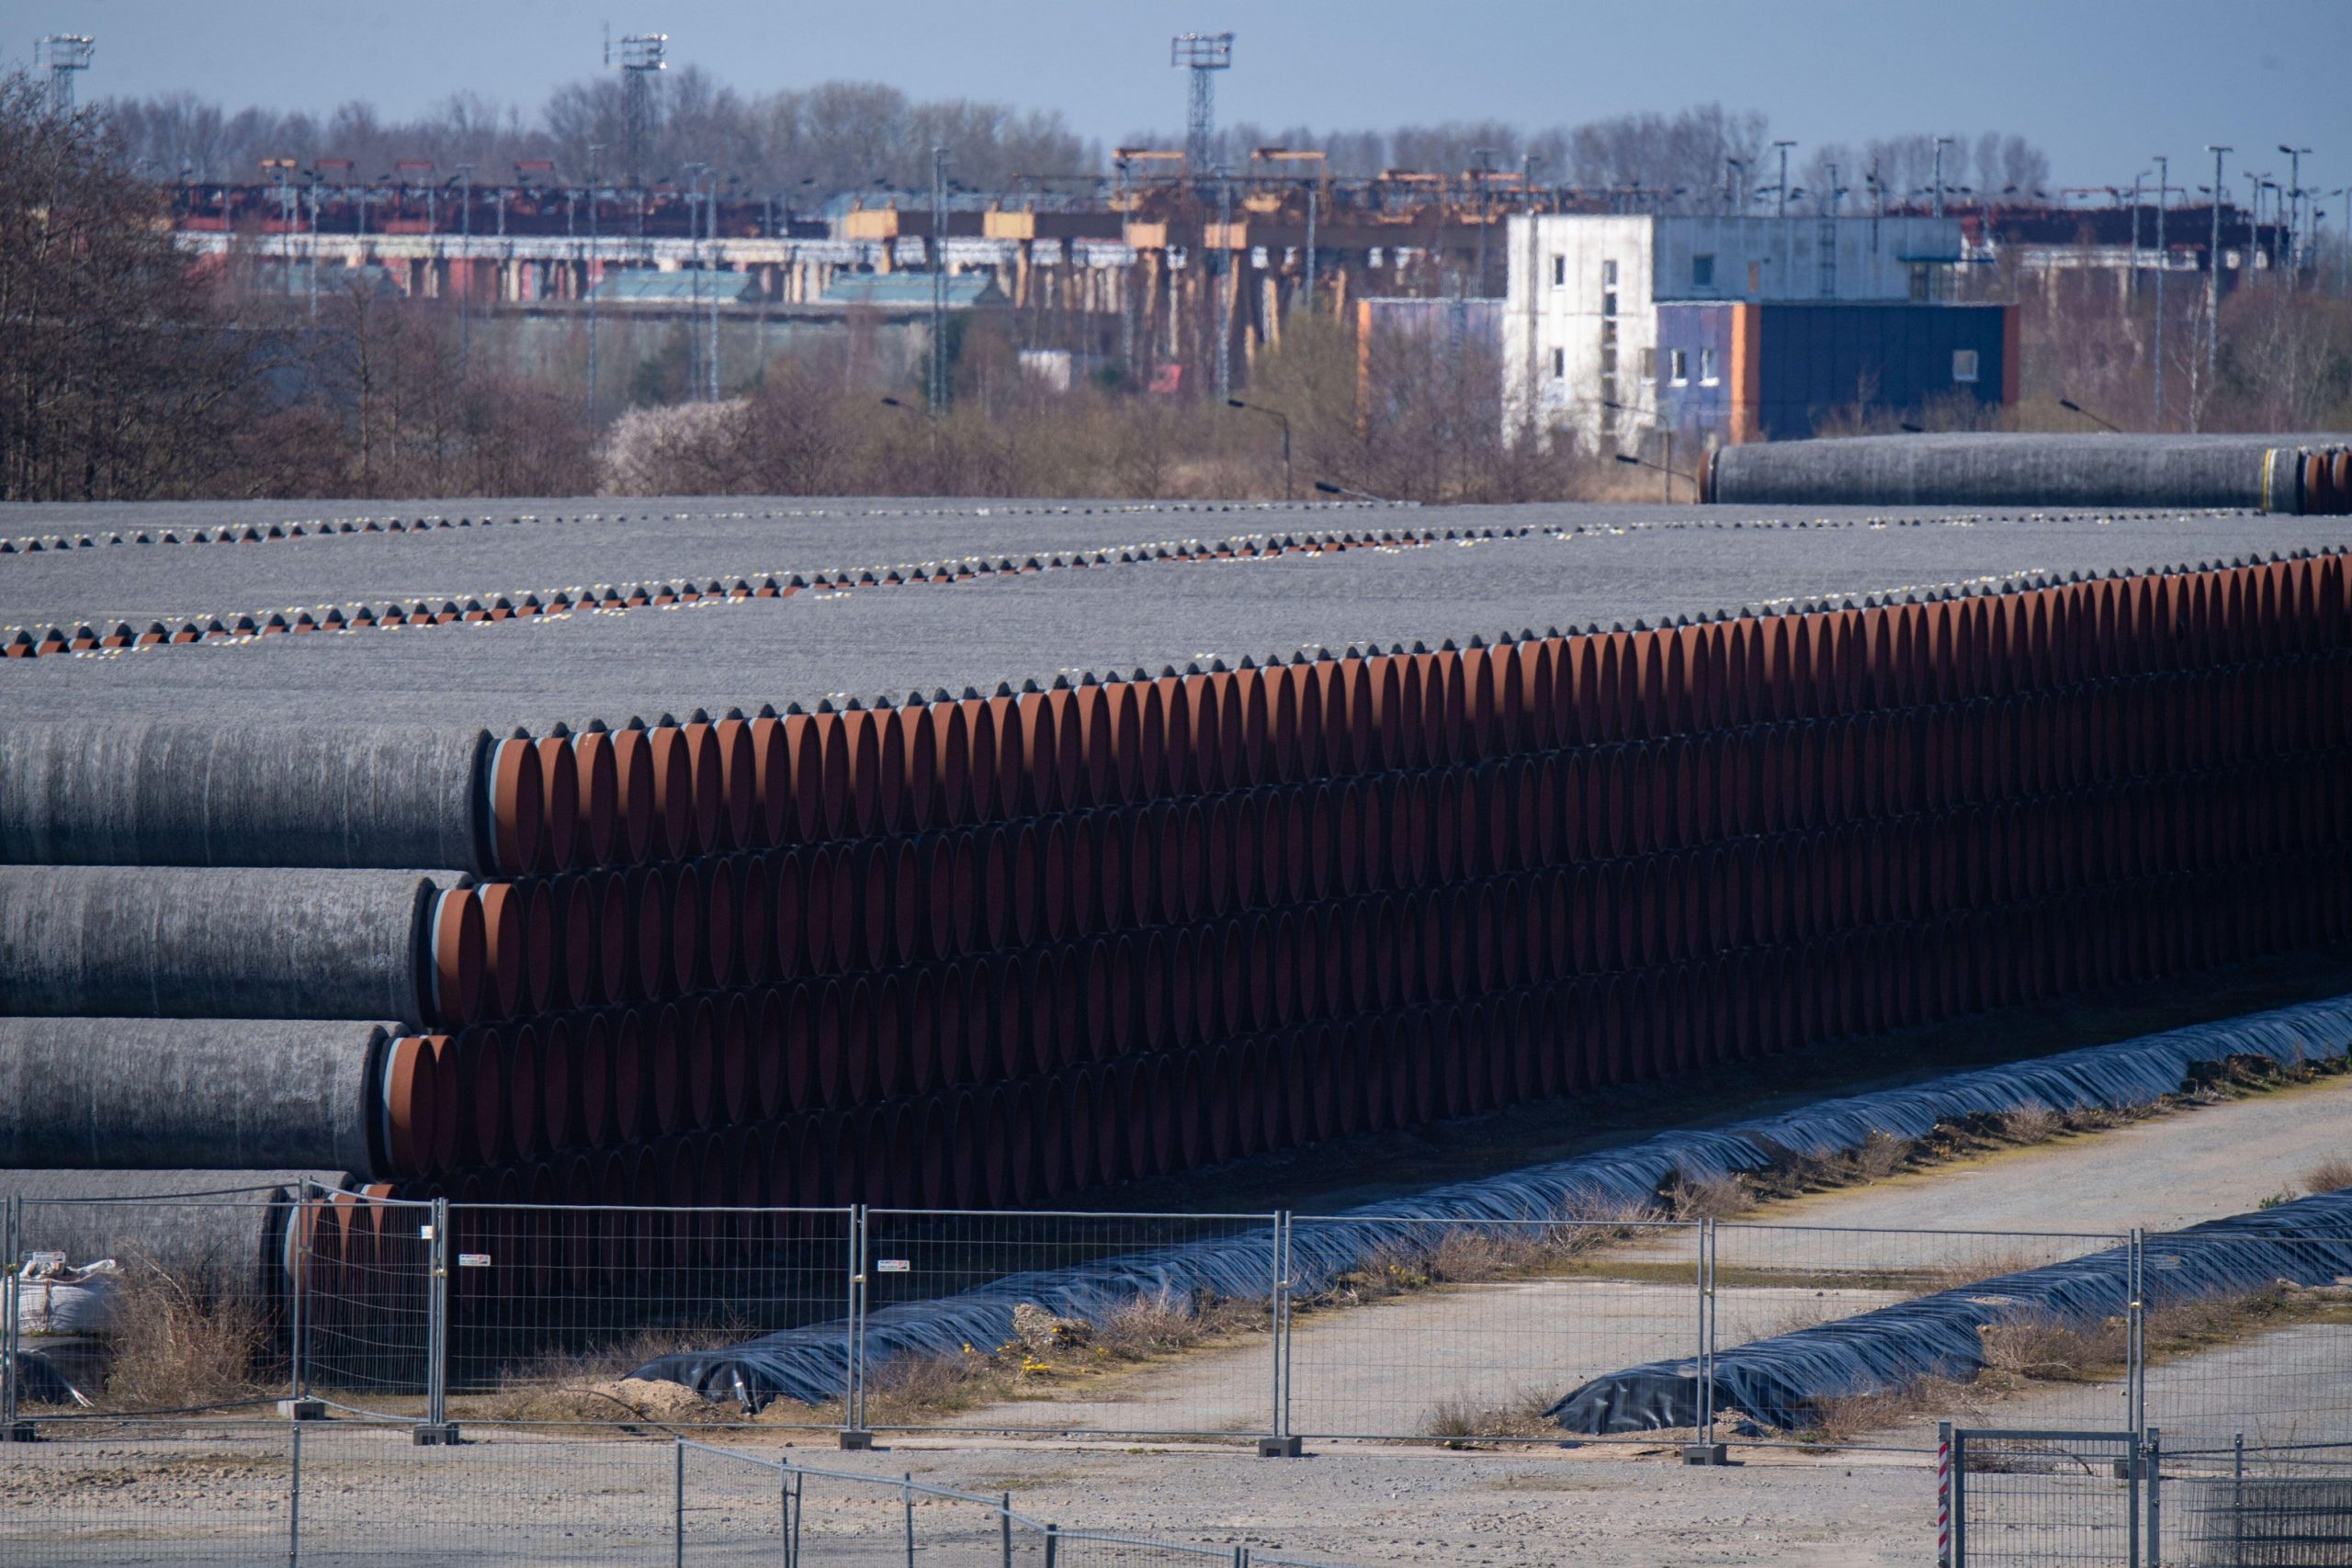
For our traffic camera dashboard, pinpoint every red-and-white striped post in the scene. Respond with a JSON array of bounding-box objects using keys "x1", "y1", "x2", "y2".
[{"x1": 1937, "y1": 1421, "x2": 1954, "y2": 1568}]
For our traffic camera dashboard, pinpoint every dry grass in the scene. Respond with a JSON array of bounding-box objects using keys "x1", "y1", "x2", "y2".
[
  {"x1": 469, "y1": 1315, "x2": 761, "y2": 1424},
  {"x1": 1422, "y1": 1387, "x2": 1562, "y2": 1445},
  {"x1": 1995, "y1": 1107, "x2": 2063, "y2": 1145},
  {"x1": 2304, "y1": 1156, "x2": 2352, "y2": 1195},
  {"x1": 1806, "y1": 1375, "x2": 1987, "y2": 1444},
  {"x1": 817, "y1": 1288, "x2": 1273, "y2": 1424},
  {"x1": 1322, "y1": 1213, "x2": 1660, "y2": 1309},
  {"x1": 1666, "y1": 1170, "x2": 1751, "y2": 1221},
  {"x1": 96, "y1": 1256, "x2": 273, "y2": 1414}
]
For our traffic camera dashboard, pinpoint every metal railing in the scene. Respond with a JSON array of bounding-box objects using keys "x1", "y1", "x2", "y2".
[{"x1": 5, "y1": 1195, "x2": 2349, "y2": 1467}]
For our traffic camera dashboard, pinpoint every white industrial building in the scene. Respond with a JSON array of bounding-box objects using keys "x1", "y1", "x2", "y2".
[{"x1": 1500, "y1": 214, "x2": 1978, "y2": 453}]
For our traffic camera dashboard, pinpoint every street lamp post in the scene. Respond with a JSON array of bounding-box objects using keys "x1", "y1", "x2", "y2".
[
  {"x1": 1932, "y1": 136, "x2": 1955, "y2": 218},
  {"x1": 2206, "y1": 146, "x2": 2230, "y2": 387},
  {"x1": 2152, "y1": 154, "x2": 2168, "y2": 426},
  {"x1": 2279, "y1": 144, "x2": 2311, "y2": 276},
  {"x1": 1227, "y1": 398, "x2": 1293, "y2": 500},
  {"x1": 587, "y1": 143, "x2": 602, "y2": 421},
  {"x1": 1773, "y1": 141, "x2": 1796, "y2": 219}
]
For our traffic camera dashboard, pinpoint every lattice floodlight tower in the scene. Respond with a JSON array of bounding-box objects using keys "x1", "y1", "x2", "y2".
[
  {"x1": 608, "y1": 30, "x2": 668, "y2": 186},
  {"x1": 35, "y1": 34, "x2": 94, "y2": 114},
  {"x1": 1170, "y1": 31, "x2": 1233, "y2": 184}
]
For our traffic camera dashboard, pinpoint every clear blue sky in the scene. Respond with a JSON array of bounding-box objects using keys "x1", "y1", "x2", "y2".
[{"x1": 13, "y1": 0, "x2": 2350, "y2": 190}]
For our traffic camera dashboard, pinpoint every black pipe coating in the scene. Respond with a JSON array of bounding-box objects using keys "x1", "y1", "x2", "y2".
[
  {"x1": 0, "y1": 866, "x2": 462, "y2": 1026},
  {"x1": 0, "y1": 720, "x2": 493, "y2": 873},
  {"x1": 0, "y1": 1020, "x2": 390, "y2": 1178}
]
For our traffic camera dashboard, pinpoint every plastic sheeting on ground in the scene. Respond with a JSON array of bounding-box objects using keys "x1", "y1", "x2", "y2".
[
  {"x1": 637, "y1": 993, "x2": 2352, "y2": 1410},
  {"x1": 1549, "y1": 1187, "x2": 2352, "y2": 1436}
]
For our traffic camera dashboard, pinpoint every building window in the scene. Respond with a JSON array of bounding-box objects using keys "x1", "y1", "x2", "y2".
[
  {"x1": 1692, "y1": 254, "x2": 1715, "y2": 288},
  {"x1": 1602, "y1": 259, "x2": 1618, "y2": 287},
  {"x1": 1700, "y1": 347, "x2": 1719, "y2": 385},
  {"x1": 1669, "y1": 348, "x2": 1690, "y2": 385},
  {"x1": 1601, "y1": 291, "x2": 1618, "y2": 320},
  {"x1": 1639, "y1": 347, "x2": 1657, "y2": 382},
  {"x1": 1551, "y1": 254, "x2": 1566, "y2": 287},
  {"x1": 1551, "y1": 347, "x2": 1566, "y2": 379},
  {"x1": 1951, "y1": 349, "x2": 1980, "y2": 383}
]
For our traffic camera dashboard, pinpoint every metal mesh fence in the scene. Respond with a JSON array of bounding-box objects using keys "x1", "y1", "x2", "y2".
[
  {"x1": 0, "y1": 1418, "x2": 294, "y2": 1565},
  {"x1": 442, "y1": 1204, "x2": 853, "y2": 1428},
  {"x1": 856, "y1": 1209, "x2": 1281, "y2": 1439},
  {"x1": 2165, "y1": 1450, "x2": 2352, "y2": 1567},
  {"x1": 1713, "y1": 1224, "x2": 2132, "y2": 1448},
  {"x1": 1283, "y1": 1214, "x2": 1694, "y2": 1443},
  {"x1": 14, "y1": 1194, "x2": 298, "y2": 1419},
  {"x1": 2139, "y1": 1231, "x2": 2352, "y2": 1465},
  {"x1": 1951, "y1": 1429, "x2": 2143, "y2": 1568},
  {"x1": 290, "y1": 1422, "x2": 681, "y2": 1564},
  {"x1": 299, "y1": 1191, "x2": 435, "y2": 1419}
]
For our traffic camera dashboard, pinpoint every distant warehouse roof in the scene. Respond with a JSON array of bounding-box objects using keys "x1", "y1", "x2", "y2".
[
  {"x1": 820, "y1": 272, "x2": 1007, "y2": 310},
  {"x1": 588, "y1": 269, "x2": 760, "y2": 305}
]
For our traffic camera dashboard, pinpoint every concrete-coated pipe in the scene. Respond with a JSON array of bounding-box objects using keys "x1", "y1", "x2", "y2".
[
  {"x1": 0, "y1": 866, "x2": 476, "y2": 1028},
  {"x1": 2, "y1": 1168, "x2": 352, "y2": 1299},
  {"x1": 1703, "y1": 433, "x2": 2312, "y2": 512},
  {"x1": 0, "y1": 720, "x2": 525, "y2": 874},
  {"x1": 0, "y1": 1019, "x2": 393, "y2": 1178}
]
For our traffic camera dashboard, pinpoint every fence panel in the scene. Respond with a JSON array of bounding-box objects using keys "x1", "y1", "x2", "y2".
[
  {"x1": 781, "y1": 1461, "x2": 1020, "y2": 1564},
  {"x1": 0, "y1": 1418, "x2": 293, "y2": 1564},
  {"x1": 1951, "y1": 1428, "x2": 2141, "y2": 1568},
  {"x1": 857, "y1": 1209, "x2": 1280, "y2": 1440},
  {"x1": 1280, "y1": 1213, "x2": 1696, "y2": 1443},
  {"x1": 1713, "y1": 1225, "x2": 2130, "y2": 1449},
  {"x1": 298, "y1": 1190, "x2": 436, "y2": 1419},
  {"x1": 2137, "y1": 1228, "x2": 2352, "y2": 1469},
  {"x1": 678, "y1": 1439, "x2": 790, "y2": 1562},
  {"x1": 17, "y1": 1192, "x2": 301, "y2": 1420},
  {"x1": 2164, "y1": 1447, "x2": 2352, "y2": 1568},
  {"x1": 444, "y1": 1204, "x2": 854, "y2": 1428},
  {"x1": 291, "y1": 1421, "x2": 677, "y2": 1563}
]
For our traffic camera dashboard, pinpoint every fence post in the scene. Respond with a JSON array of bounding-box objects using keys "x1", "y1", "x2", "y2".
[
  {"x1": 842, "y1": 1204, "x2": 873, "y2": 1450},
  {"x1": 1000, "y1": 1493, "x2": 1012, "y2": 1568},
  {"x1": 1044, "y1": 1522, "x2": 1059, "y2": 1568},
  {"x1": 780, "y1": 1461, "x2": 795, "y2": 1568},
  {"x1": 415, "y1": 1197, "x2": 456, "y2": 1444},
  {"x1": 1936, "y1": 1421, "x2": 1952, "y2": 1568},
  {"x1": 902, "y1": 1472, "x2": 915, "y2": 1568},
  {"x1": 1950, "y1": 1428, "x2": 1967, "y2": 1568},
  {"x1": 287, "y1": 1412, "x2": 303, "y2": 1568},
  {"x1": 2143, "y1": 1427, "x2": 2162, "y2": 1568},
  {"x1": 1684, "y1": 1218, "x2": 1724, "y2": 1465},
  {"x1": 2, "y1": 1192, "x2": 22, "y2": 1441},
  {"x1": 673, "y1": 1438, "x2": 685, "y2": 1568},
  {"x1": 2232, "y1": 1433, "x2": 2245, "y2": 1568},
  {"x1": 281, "y1": 1188, "x2": 322, "y2": 1420},
  {"x1": 2127, "y1": 1227, "x2": 2147, "y2": 1442},
  {"x1": 1260, "y1": 1213, "x2": 1300, "y2": 1457}
]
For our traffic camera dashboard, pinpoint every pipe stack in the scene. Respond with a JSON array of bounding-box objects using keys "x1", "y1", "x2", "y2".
[
  {"x1": 5, "y1": 533, "x2": 2351, "y2": 1300},
  {"x1": 1701, "y1": 433, "x2": 2352, "y2": 513}
]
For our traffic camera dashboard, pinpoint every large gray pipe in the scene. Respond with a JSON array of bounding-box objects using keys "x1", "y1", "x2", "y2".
[
  {"x1": 0, "y1": 1020, "x2": 390, "y2": 1179},
  {"x1": 0, "y1": 867, "x2": 475, "y2": 1028},
  {"x1": 1703, "y1": 433, "x2": 2318, "y2": 512},
  {"x1": 0, "y1": 720, "x2": 508, "y2": 874},
  {"x1": 2, "y1": 1169, "x2": 352, "y2": 1299}
]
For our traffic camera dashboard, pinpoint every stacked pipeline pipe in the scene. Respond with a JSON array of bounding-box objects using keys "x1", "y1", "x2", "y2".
[
  {"x1": 1699, "y1": 433, "x2": 2352, "y2": 514},
  {"x1": 4, "y1": 556, "x2": 2352, "y2": 1305}
]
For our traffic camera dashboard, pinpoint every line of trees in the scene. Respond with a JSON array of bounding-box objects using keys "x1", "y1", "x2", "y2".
[{"x1": 107, "y1": 68, "x2": 2053, "y2": 220}]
